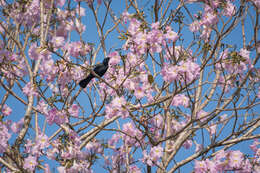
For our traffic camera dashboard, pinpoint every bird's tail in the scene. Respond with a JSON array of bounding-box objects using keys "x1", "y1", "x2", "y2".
[{"x1": 79, "y1": 75, "x2": 93, "y2": 88}]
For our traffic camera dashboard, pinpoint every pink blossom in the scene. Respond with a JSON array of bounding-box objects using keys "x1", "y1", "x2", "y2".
[
  {"x1": 120, "y1": 106, "x2": 130, "y2": 119},
  {"x1": 105, "y1": 105, "x2": 118, "y2": 119},
  {"x1": 128, "y1": 18, "x2": 141, "y2": 35},
  {"x1": 23, "y1": 82, "x2": 38, "y2": 97},
  {"x1": 11, "y1": 118, "x2": 24, "y2": 133},
  {"x1": 111, "y1": 96, "x2": 126, "y2": 108},
  {"x1": 228, "y1": 150, "x2": 244, "y2": 168},
  {"x1": 241, "y1": 159, "x2": 252, "y2": 173},
  {"x1": 0, "y1": 123, "x2": 11, "y2": 153},
  {"x1": 134, "y1": 87, "x2": 145, "y2": 100},
  {"x1": 142, "y1": 146, "x2": 164, "y2": 166},
  {"x1": 196, "y1": 110, "x2": 209, "y2": 122},
  {"x1": 23, "y1": 155, "x2": 37, "y2": 171},
  {"x1": 216, "y1": 48, "x2": 250, "y2": 75},
  {"x1": 165, "y1": 26, "x2": 178, "y2": 42},
  {"x1": 13, "y1": 58, "x2": 28, "y2": 77},
  {"x1": 46, "y1": 108, "x2": 58, "y2": 125},
  {"x1": 151, "y1": 22, "x2": 160, "y2": 29},
  {"x1": 122, "y1": 122, "x2": 143, "y2": 146},
  {"x1": 72, "y1": 65, "x2": 85, "y2": 81},
  {"x1": 142, "y1": 150, "x2": 153, "y2": 166},
  {"x1": 209, "y1": 0, "x2": 221, "y2": 9},
  {"x1": 2, "y1": 104, "x2": 12, "y2": 116},
  {"x1": 40, "y1": 58, "x2": 57, "y2": 82},
  {"x1": 51, "y1": 36, "x2": 65, "y2": 48},
  {"x1": 223, "y1": 1, "x2": 236, "y2": 17},
  {"x1": 217, "y1": 75, "x2": 234, "y2": 92},
  {"x1": 216, "y1": 49, "x2": 229, "y2": 69},
  {"x1": 149, "y1": 42, "x2": 162, "y2": 53},
  {"x1": 150, "y1": 145, "x2": 163, "y2": 160},
  {"x1": 66, "y1": 41, "x2": 86, "y2": 57},
  {"x1": 161, "y1": 63, "x2": 179, "y2": 82},
  {"x1": 109, "y1": 51, "x2": 121, "y2": 65},
  {"x1": 122, "y1": 11, "x2": 130, "y2": 24},
  {"x1": 151, "y1": 114, "x2": 163, "y2": 128},
  {"x1": 55, "y1": 23, "x2": 68, "y2": 38},
  {"x1": 57, "y1": 0, "x2": 65, "y2": 7},
  {"x1": 57, "y1": 166, "x2": 66, "y2": 173},
  {"x1": 189, "y1": 20, "x2": 200, "y2": 32},
  {"x1": 146, "y1": 24, "x2": 164, "y2": 53},
  {"x1": 179, "y1": 60, "x2": 200, "y2": 82},
  {"x1": 123, "y1": 78, "x2": 137, "y2": 91},
  {"x1": 250, "y1": 139, "x2": 260, "y2": 152},
  {"x1": 37, "y1": 100, "x2": 48, "y2": 115},
  {"x1": 85, "y1": 140, "x2": 102, "y2": 154},
  {"x1": 126, "y1": 52, "x2": 139, "y2": 66},
  {"x1": 201, "y1": 11, "x2": 218, "y2": 26},
  {"x1": 214, "y1": 149, "x2": 226, "y2": 161},
  {"x1": 194, "y1": 160, "x2": 207, "y2": 173},
  {"x1": 171, "y1": 94, "x2": 189, "y2": 107},
  {"x1": 239, "y1": 48, "x2": 250, "y2": 63},
  {"x1": 108, "y1": 133, "x2": 121, "y2": 147},
  {"x1": 200, "y1": 25, "x2": 212, "y2": 41},
  {"x1": 46, "y1": 108, "x2": 68, "y2": 125},
  {"x1": 68, "y1": 104, "x2": 79, "y2": 117},
  {"x1": 55, "y1": 110, "x2": 68, "y2": 125},
  {"x1": 47, "y1": 146, "x2": 59, "y2": 160},
  {"x1": 253, "y1": 0, "x2": 260, "y2": 8},
  {"x1": 28, "y1": 43, "x2": 40, "y2": 60},
  {"x1": 134, "y1": 32, "x2": 148, "y2": 54},
  {"x1": 205, "y1": 159, "x2": 218, "y2": 173},
  {"x1": 37, "y1": 133, "x2": 49, "y2": 149}
]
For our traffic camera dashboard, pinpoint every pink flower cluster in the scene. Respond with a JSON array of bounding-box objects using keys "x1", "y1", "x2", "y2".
[
  {"x1": 108, "y1": 122, "x2": 143, "y2": 148},
  {"x1": 46, "y1": 108, "x2": 68, "y2": 125},
  {"x1": 46, "y1": 131, "x2": 94, "y2": 173},
  {"x1": 37, "y1": 100, "x2": 80, "y2": 126},
  {"x1": 216, "y1": 48, "x2": 252, "y2": 75},
  {"x1": 171, "y1": 94, "x2": 190, "y2": 108},
  {"x1": 85, "y1": 140, "x2": 103, "y2": 155},
  {"x1": 22, "y1": 82, "x2": 38, "y2": 97},
  {"x1": 194, "y1": 149, "x2": 255, "y2": 173},
  {"x1": 189, "y1": 1, "x2": 236, "y2": 40},
  {"x1": 101, "y1": 52, "x2": 155, "y2": 105},
  {"x1": 2, "y1": 104, "x2": 12, "y2": 116},
  {"x1": 105, "y1": 96, "x2": 129, "y2": 119},
  {"x1": 23, "y1": 132, "x2": 50, "y2": 171},
  {"x1": 123, "y1": 17, "x2": 178, "y2": 55},
  {"x1": 0, "y1": 123, "x2": 11, "y2": 153},
  {"x1": 142, "y1": 145, "x2": 163, "y2": 166},
  {"x1": 216, "y1": 48, "x2": 252, "y2": 92},
  {"x1": 10, "y1": 118, "x2": 24, "y2": 134},
  {"x1": 105, "y1": 122, "x2": 144, "y2": 172},
  {"x1": 161, "y1": 60, "x2": 200, "y2": 83},
  {"x1": 68, "y1": 104, "x2": 80, "y2": 117}
]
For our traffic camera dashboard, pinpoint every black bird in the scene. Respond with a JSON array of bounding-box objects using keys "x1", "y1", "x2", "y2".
[{"x1": 79, "y1": 57, "x2": 110, "y2": 88}]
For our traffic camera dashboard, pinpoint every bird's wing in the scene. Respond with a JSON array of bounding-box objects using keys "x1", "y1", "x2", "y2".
[{"x1": 93, "y1": 63, "x2": 106, "y2": 74}]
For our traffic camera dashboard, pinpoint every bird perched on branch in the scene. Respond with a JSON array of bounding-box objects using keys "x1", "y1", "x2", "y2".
[{"x1": 79, "y1": 57, "x2": 110, "y2": 88}]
